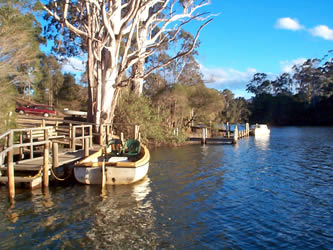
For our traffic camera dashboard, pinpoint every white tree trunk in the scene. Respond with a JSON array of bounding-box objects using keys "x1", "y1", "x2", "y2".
[{"x1": 130, "y1": 59, "x2": 145, "y2": 96}]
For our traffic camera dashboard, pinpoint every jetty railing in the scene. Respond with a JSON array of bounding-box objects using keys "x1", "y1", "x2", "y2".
[
  {"x1": 189, "y1": 123, "x2": 250, "y2": 144},
  {"x1": 70, "y1": 124, "x2": 93, "y2": 151},
  {"x1": 0, "y1": 127, "x2": 51, "y2": 199}
]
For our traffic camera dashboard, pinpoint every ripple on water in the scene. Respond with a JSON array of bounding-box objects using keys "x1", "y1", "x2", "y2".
[{"x1": 0, "y1": 127, "x2": 333, "y2": 248}]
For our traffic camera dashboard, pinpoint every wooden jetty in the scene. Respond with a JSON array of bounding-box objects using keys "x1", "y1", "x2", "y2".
[
  {"x1": 188, "y1": 123, "x2": 250, "y2": 145},
  {"x1": 0, "y1": 117, "x2": 140, "y2": 200}
]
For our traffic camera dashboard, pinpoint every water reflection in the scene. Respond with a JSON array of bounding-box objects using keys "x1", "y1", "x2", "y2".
[
  {"x1": 85, "y1": 177, "x2": 156, "y2": 248},
  {"x1": 1, "y1": 127, "x2": 333, "y2": 248},
  {"x1": 254, "y1": 134, "x2": 270, "y2": 150}
]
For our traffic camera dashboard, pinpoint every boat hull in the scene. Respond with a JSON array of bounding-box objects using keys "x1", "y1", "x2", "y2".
[
  {"x1": 74, "y1": 162, "x2": 149, "y2": 185},
  {"x1": 73, "y1": 144, "x2": 150, "y2": 185},
  {"x1": 253, "y1": 128, "x2": 270, "y2": 136}
]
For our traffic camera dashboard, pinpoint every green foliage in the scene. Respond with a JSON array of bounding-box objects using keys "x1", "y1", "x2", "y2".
[
  {"x1": 114, "y1": 90, "x2": 188, "y2": 145},
  {"x1": 0, "y1": 80, "x2": 16, "y2": 134},
  {"x1": 58, "y1": 73, "x2": 80, "y2": 101},
  {"x1": 0, "y1": 2, "x2": 43, "y2": 97},
  {"x1": 248, "y1": 52, "x2": 333, "y2": 125}
]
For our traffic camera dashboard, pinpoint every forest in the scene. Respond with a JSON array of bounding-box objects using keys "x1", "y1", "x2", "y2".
[
  {"x1": 247, "y1": 54, "x2": 333, "y2": 126},
  {"x1": 0, "y1": 1, "x2": 332, "y2": 143}
]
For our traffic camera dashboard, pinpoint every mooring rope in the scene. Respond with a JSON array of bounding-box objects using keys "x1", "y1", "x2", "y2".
[
  {"x1": 24, "y1": 167, "x2": 43, "y2": 179},
  {"x1": 50, "y1": 165, "x2": 72, "y2": 181}
]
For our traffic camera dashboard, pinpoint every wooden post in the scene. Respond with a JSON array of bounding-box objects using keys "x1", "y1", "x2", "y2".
[
  {"x1": 43, "y1": 129, "x2": 49, "y2": 187},
  {"x1": 69, "y1": 123, "x2": 72, "y2": 148},
  {"x1": 30, "y1": 130, "x2": 33, "y2": 159},
  {"x1": 246, "y1": 123, "x2": 249, "y2": 136},
  {"x1": 106, "y1": 125, "x2": 110, "y2": 143},
  {"x1": 89, "y1": 126, "x2": 93, "y2": 147},
  {"x1": 134, "y1": 125, "x2": 139, "y2": 140},
  {"x1": 52, "y1": 142, "x2": 59, "y2": 169},
  {"x1": 120, "y1": 132, "x2": 124, "y2": 144},
  {"x1": 99, "y1": 124, "x2": 104, "y2": 145},
  {"x1": 84, "y1": 138, "x2": 89, "y2": 157},
  {"x1": 71, "y1": 126, "x2": 76, "y2": 151},
  {"x1": 7, "y1": 132, "x2": 15, "y2": 200},
  {"x1": 101, "y1": 148, "x2": 106, "y2": 188},
  {"x1": 201, "y1": 128, "x2": 206, "y2": 145},
  {"x1": 233, "y1": 125, "x2": 238, "y2": 144},
  {"x1": 81, "y1": 126, "x2": 84, "y2": 149},
  {"x1": 42, "y1": 119, "x2": 46, "y2": 127},
  {"x1": 19, "y1": 134, "x2": 23, "y2": 160}
]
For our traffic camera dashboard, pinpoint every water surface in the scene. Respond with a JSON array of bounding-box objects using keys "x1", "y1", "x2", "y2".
[{"x1": 0, "y1": 127, "x2": 332, "y2": 249}]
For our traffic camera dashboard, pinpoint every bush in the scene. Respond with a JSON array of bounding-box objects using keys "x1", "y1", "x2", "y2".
[{"x1": 114, "y1": 90, "x2": 186, "y2": 145}]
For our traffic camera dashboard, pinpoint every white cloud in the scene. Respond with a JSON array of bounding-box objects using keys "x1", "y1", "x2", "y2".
[
  {"x1": 280, "y1": 58, "x2": 307, "y2": 73},
  {"x1": 309, "y1": 25, "x2": 333, "y2": 41},
  {"x1": 275, "y1": 17, "x2": 304, "y2": 31},
  {"x1": 62, "y1": 57, "x2": 86, "y2": 73},
  {"x1": 200, "y1": 64, "x2": 257, "y2": 91}
]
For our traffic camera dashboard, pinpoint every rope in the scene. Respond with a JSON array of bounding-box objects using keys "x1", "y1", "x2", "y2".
[
  {"x1": 50, "y1": 165, "x2": 72, "y2": 181},
  {"x1": 22, "y1": 165, "x2": 72, "y2": 181},
  {"x1": 24, "y1": 167, "x2": 43, "y2": 179}
]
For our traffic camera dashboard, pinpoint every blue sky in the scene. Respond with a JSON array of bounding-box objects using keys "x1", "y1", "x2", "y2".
[
  {"x1": 56, "y1": 0, "x2": 333, "y2": 98},
  {"x1": 194, "y1": 0, "x2": 333, "y2": 98}
]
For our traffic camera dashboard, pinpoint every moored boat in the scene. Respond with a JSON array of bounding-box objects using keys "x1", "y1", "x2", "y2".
[
  {"x1": 74, "y1": 139, "x2": 150, "y2": 185},
  {"x1": 250, "y1": 124, "x2": 270, "y2": 136}
]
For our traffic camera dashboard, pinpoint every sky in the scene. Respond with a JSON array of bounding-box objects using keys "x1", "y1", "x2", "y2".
[
  {"x1": 57, "y1": 0, "x2": 333, "y2": 99},
  {"x1": 193, "y1": 0, "x2": 333, "y2": 98}
]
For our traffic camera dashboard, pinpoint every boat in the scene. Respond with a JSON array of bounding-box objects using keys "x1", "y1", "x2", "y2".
[
  {"x1": 250, "y1": 124, "x2": 270, "y2": 136},
  {"x1": 74, "y1": 139, "x2": 150, "y2": 185}
]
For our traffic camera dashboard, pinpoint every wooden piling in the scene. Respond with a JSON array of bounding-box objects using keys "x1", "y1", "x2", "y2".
[
  {"x1": 99, "y1": 124, "x2": 104, "y2": 145},
  {"x1": 246, "y1": 123, "x2": 249, "y2": 136},
  {"x1": 69, "y1": 123, "x2": 73, "y2": 148},
  {"x1": 7, "y1": 132, "x2": 15, "y2": 199},
  {"x1": 29, "y1": 130, "x2": 33, "y2": 159},
  {"x1": 19, "y1": 134, "x2": 23, "y2": 160},
  {"x1": 43, "y1": 130, "x2": 49, "y2": 187},
  {"x1": 106, "y1": 125, "x2": 110, "y2": 143},
  {"x1": 52, "y1": 142, "x2": 59, "y2": 169},
  {"x1": 201, "y1": 128, "x2": 206, "y2": 145},
  {"x1": 71, "y1": 126, "x2": 76, "y2": 151},
  {"x1": 121, "y1": 132, "x2": 124, "y2": 144},
  {"x1": 134, "y1": 125, "x2": 139, "y2": 140},
  {"x1": 84, "y1": 138, "x2": 89, "y2": 157},
  {"x1": 233, "y1": 125, "x2": 238, "y2": 144},
  {"x1": 89, "y1": 126, "x2": 93, "y2": 147}
]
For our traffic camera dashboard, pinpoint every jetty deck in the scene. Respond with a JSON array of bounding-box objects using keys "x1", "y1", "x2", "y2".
[{"x1": 188, "y1": 123, "x2": 251, "y2": 144}]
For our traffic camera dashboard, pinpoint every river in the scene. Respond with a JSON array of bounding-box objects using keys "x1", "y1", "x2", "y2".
[{"x1": 0, "y1": 127, "x2": 332, "y2": 249}]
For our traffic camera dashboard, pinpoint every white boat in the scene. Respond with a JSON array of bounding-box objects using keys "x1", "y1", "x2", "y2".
[
  {"x1": 74, "y1": 139, "x2": 150, "y2": 185},
  {"x1": 250, "y1": 124, "x2": 270, "y2": 136}
]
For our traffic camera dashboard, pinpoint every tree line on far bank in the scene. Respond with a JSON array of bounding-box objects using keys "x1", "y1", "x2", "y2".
[{"x1": 246, "y1": 52, "x2": 333, "y2": 126}]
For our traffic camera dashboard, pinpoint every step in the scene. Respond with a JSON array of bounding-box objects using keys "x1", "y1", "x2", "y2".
[{"x1": 0, "y1": 176, "x2": 42, "y2": 189}]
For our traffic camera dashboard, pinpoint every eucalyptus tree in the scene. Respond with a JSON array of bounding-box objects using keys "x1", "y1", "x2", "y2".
[
  {"x1": 246, "y1": 73, "x2": 273, "y2": 96},
  {"x1": 293, "y1": 59, "x2": 323, "y2": 104},
  {"x1": 41, "y1": 0, "x2": 212, "y2": 127}
]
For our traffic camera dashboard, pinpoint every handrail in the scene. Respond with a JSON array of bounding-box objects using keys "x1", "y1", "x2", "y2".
[
  {"x1": 0, "y1": 140, "x2": 50, "y2": 161},
  {"x1": 0, "y1": 127, "x2": 52, "y2": 166},
  {"x1": 71, "y1": 124, "x2": 93, "y2": 151},
  {"x1": 0, "y1": 127, "x2": 51, "y2": 140}
]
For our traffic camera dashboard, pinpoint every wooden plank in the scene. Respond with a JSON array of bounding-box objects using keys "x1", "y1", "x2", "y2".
[
  {"x1": 0, "y1": 176, "x2": 41, "y2": 183},
  {"x1": 0, "y1": 166, "x2": 41, "y2": 171}
]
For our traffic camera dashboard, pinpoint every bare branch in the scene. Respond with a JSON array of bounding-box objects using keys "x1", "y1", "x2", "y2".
[{"x1": 142, "y1": 18, "x2": 213, "y2": 79}]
